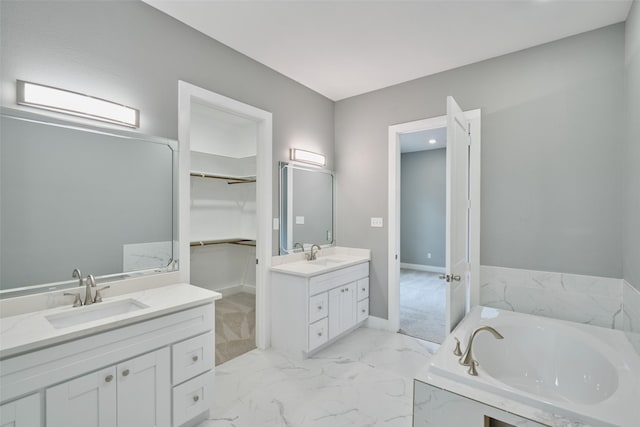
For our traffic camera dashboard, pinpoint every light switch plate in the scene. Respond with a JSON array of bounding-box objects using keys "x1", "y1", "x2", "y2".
[
  {"x1": 296, "y1": 216, "x2": 305, "y2": 225},
  {"x1": 370, "y1": 217, "x2": 383, "y2": 228}
]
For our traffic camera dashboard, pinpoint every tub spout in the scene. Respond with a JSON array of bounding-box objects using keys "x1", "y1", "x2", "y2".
[{"x1": 459, "y1": 325, "x2": 504, "y2": 367}]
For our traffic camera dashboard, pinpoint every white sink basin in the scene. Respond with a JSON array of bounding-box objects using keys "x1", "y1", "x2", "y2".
[
  {"x1": 309, "y1": 257, "x2": 347, "y2": 266},
  {"x1": 46, "y1": 298, "x2": 149, "y2": 329}
]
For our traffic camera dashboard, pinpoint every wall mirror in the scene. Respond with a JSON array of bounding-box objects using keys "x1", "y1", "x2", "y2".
[
  {"x1": 279, "y1": 161, "x2": 334, "y2": 254},
  {"x1": 0, "y1": 108, "x2": 178, "y2": 298}
]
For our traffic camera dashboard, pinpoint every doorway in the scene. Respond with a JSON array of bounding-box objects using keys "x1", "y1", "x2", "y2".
[
  {"x1": 398, "y1": 127, "x2": 448, "y2": 343},
  {"x1": 387, "y1": 101, "x2": 481, "y2": 339},
  {"x1": 178, "y1": 81, "x2": 273, "y2": 364}
]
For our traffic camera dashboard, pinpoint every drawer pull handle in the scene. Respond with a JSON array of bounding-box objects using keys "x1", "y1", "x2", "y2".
[
  {"x1": 192, "y1": 355, "x2": 199, "y2": 362},
  {"x1": 362, "y1": 288, "x2": 366, "y2": 291},
  {"x1": 317, "y1": 305, "x2": 322, "y2": 310},
  {"x1": 193, "y1": 395, "x2": 200, "y2": 402},
  {"x1": 122, "y1": 369, "x2": 130, "y2": 377},
  {"x1": 361, "y1": 309, "x2": 366, "y2": 313},
  {"x1": 105, "y1": 374, "x2": 113, "y2": 383},
  {"x1": 317, "y1": 331, "x2": 322, "y2": 337}
]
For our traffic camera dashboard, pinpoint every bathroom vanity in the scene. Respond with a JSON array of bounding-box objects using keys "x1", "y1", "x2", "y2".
[
  {"x1": 270, "y1": 248, "x2": 370, "y2": 359},
  {"x1": 0, "y1": 283, "x2": 221, "y2": 427}
]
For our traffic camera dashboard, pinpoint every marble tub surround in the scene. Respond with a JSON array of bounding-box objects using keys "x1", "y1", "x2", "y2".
[
  {"x1": 198, "y1": 327, "x2": 438, "y2": 427},
  {"x1": 622, "y1": 280, "x2": 640, "y2": 354},
  {"x1": 480, "y1": 265, "x2": 622, "y2": 329},
  {"x1": 0, "y1": 283, "x2": 221, "y2": 358},
  {"x1": 419, "y1": 306, "x2": 640, "y2": 427},
  {"x1": 271, "y1": 246, "x2": 370, "y2": 277}
]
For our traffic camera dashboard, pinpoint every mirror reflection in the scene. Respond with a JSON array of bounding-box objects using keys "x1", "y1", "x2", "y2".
[
  {"x1": 0, "y1": 109, "x2": 177, "y2": 297},
  {"x1": 279, "y1": 162, "x2": 334, "y2": 254}
]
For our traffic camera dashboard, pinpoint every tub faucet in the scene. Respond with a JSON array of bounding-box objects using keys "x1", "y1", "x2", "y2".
[
  {"x1": 72, "y1": 268, "x2": 83, "y2": 287},
  {"x1": 84, "y1": 274, "x2": 96, "y2": 306},
  {"x1": 459, "y1": 325, "x2": 504, "y2": 370}
]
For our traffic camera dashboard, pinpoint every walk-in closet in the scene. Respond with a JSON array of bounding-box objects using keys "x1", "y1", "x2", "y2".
[{"x1": 188, "y1": 102, "x2": 257, "y2": 365}]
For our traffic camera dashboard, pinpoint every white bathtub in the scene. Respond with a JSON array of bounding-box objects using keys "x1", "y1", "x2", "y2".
[{"x1": 428, "y1": 306, "x2": 640, "y2": 427}]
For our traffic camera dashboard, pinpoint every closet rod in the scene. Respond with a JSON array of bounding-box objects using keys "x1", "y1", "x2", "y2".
[
  {"x1": 190, "y1": 239, "x2": 256, "y2": 247},
  {"x1": 190, "y1": 172, "x2": 256, "y2": 184}
]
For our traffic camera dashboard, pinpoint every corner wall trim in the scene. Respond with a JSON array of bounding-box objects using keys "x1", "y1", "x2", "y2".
[{"x1": 365, "y1": 316, "x2": 395, "y2": 332}]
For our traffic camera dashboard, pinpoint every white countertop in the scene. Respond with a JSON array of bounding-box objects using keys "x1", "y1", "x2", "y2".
[
  {"x1": 271, "y1": 247, "x2": 370, "y2": 277},
  {"x1": 0, "y1": 283, "x2": 220, "y2": 359}
]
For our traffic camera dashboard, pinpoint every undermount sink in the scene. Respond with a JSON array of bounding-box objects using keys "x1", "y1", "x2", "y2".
[
  {"x1": 46, "y1": 298, "x2": 149, "y2": 329},
  {"x1": 308, "y1": 257, "x2": 346, "y2": 266}
]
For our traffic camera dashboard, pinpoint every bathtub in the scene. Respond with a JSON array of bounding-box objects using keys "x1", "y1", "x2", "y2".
[{"x1": 427, "y1": 306, "x2": 640, "y2": 426}]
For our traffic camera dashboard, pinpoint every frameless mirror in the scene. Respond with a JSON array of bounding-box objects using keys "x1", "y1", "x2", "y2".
[
  {"x1": 279, "y1": 161, "x2": 334, "y2": 254},
  {"x1": 0, "y1": 108, "x2": 178, "y2": 298}
]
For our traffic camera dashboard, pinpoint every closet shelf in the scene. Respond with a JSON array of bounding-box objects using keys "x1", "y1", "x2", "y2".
[
  {"x1": 190, "y1": 238, "x2": 256, "y2": 247},
  {"x1": 190, "y1": 171, "x2": 256, "y2": 184}
]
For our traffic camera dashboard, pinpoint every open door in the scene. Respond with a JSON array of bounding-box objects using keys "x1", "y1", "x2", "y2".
[{"x1": 444, "y1": 96, "x2": 470, "y2": 333}]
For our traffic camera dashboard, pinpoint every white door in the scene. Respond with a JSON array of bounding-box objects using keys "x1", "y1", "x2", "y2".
[
  {"x1": 444, "y1": 96, "x2": 471, "y2": 333},
  {"x1": 46, "y1": 366, "x2": 117, "y2": 427},
  {"x1": 0, "y1": 394, "x2": 40, "y2": 427},
  {"x1": 117, "y1": 348, "x2": 170, "y2": 427}
]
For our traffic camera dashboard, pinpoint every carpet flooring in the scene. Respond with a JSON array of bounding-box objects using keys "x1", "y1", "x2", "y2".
[
  {"x1": 215, "y1": 292, "x2": 256, "y2": 365},
  {"x1": 399, "y1": 269, "x2": 446, "y2": 344}
]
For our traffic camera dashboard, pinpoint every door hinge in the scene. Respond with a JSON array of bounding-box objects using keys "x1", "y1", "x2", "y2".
[{"x1": 256, "y1": 258, "x2": 259, "y2": 265}]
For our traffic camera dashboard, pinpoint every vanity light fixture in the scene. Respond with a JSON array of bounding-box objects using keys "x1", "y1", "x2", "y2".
[
  {"x1": 428, "y1": 138, "x2": 437, "y2": 144},
  {"x1": 290, "y1": 148, "x2": 326, "y2": 167},
  {"x1": 16, "y1": 80, "x2": 140, "y2": 128}
]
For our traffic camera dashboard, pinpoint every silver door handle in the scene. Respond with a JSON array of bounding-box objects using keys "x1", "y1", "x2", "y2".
[{"x1": 439, "y1": 274, "x2": 461, "y2": 283}]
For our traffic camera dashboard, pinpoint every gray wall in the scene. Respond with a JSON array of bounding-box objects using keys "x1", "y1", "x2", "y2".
[
  {"x1": 335, "y1": 24, "x2": 626, "y2": 319},
  {"x1": 400, "y1": 149, "x2": 446, "y2": 267},
  {"x1": 0, "y1": 0, "x2": 335, "y2": 257},
  {"x1": 624, "y1": 0, "x2": 640, "y2": 291}
]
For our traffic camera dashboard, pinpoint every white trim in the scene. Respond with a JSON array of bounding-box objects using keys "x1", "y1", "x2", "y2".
[
  {"x1": 400, "y1": 263, "x2": 446, "y2": 274},
  {"x1": 365, "y1": 315, "x2": 394, "y2": 332},
  {"x1": 387, "y1": 110, "x2": 481, "y2": 334},
  {"x1": 178, "y1": 81, "x2": 272, "y2": 350}
]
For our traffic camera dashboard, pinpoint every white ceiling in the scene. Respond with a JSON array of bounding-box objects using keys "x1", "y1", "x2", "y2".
[
  {"x1": 143, "y1": 0, "x2": 632, "y2": 101},
  {"x1": 400, "y1": 127, "x2": 447, "y2": 153}
]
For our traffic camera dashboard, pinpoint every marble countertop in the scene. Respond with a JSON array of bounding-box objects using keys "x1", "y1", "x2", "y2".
[
  {"x1": 0, "y1": 283, "x2": 220, "y2": 359},
  {"x1": 271, "y1": 247, "x2": 370, "y2": 277}
]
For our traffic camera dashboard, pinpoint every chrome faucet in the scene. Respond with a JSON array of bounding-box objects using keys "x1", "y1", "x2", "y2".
[
  {"x1": 309, "y1": 244, "x2": 321, "y2": 261},
  {"x1": 84, "y1": 274, "x2": 96, "y2": 306},
  {"x1": 458, "y1": 325, "x2": 503, "y2": 375},
  {"x1": 72, "y1": 268, "x2": 83, "y2": 287},
  {"x1": 293, "y1": 242, "x2": 304, "y2": 253}
]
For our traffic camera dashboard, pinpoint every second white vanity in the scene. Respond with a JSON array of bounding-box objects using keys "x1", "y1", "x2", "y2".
[{"x1": 271, "y1": 247, "x2": 370, "y2": 359}]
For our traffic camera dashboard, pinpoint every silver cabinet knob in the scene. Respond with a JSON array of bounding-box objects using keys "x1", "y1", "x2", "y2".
[
  {"x1": 361, "y1": 309, "x2": 366, "y2": 313},
  {"x1": 105, "y1": 374, "x2": 113, "y2": 383},
  {"x1": 317, "y1": 331, "x2": 322, "y2": 337},
  {"x1": 317, "y1": 305, "x2": 322, "y2": 310},
  {"x1": 193, "y1": 395, "x2": 200, "y2": 402},
  {"x1": 362, "y1": 288, "x2": 366, "y2": 292},
  {"x1": 122, "y1": 369, "x2": 130, "y2": 377},
  {"x1": 192, "y1": 355, "x2": 199, "y2": 362}
]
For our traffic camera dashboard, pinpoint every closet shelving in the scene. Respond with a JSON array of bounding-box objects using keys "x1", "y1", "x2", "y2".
[{"x1": 189, "y1": 171, "x2": 256, "y2": 184}]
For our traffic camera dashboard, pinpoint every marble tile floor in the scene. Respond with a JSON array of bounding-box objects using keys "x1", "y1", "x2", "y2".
[
  {"x1": 197, "y1": 327, "x2": 439, "y2": 427},
  {"x1": 216, "y1": 292, "x2": 256, "y2": 365},
  {"x1": 399, "y1": 269, "x2": 446, "y2": 344}
]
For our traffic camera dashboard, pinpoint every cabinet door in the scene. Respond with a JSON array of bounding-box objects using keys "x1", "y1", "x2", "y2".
[
  {"x1": 1, "y1": 394, "x2": 41, "y2": 427},
  {"x1": 328, "y1": 283, "x2": 357, "y2": 339},
  {"x1": 46, "y1": 367, "x2": 117, "y2": 427},
  {"x1": 117, "y1": 347, "x2": 170, "y2": 427}
]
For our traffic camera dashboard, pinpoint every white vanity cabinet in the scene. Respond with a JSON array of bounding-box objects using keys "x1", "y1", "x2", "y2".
[
  {"x1": 0, "y1": 294, "x2": 216, "y2": 427},
  {"x1": 0, "y1": 394, "x2": 40, "y2": 427},
  {"x1": 46, "y1": 348, "x2": 170, "y2": 427},
  {"x1": 271, "y1": 261, "x2": 369, "y2": 359}
]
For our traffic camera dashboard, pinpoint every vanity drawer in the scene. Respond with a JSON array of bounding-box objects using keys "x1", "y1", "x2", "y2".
[
  {"x1": 172, "y1": 371, "x2": 212, "y2": 427},
  {"x1": 172, "y1": 332, "x2": 214, "y2": 385},
  {"x1": 357, "y1": 299, "x2": 369, "y2": 323},
  {"x1": 356, "y1": 278, "x2": 369, "y2": 301},
  {"x1": 309, "y1": 292, "x2": 328, "y2": 324},
  {"x1": 308, "y1": 317, "x2": 329, "y2": 351}
]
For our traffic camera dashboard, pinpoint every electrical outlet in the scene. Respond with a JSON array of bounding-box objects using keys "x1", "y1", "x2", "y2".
[{"x1": 370, "y1": 217, "x2": 383, "y2": 228}]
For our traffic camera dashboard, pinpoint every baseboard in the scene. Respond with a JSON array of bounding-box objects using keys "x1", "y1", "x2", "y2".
[
  {"x1": 365, "y1": 315, "x2": 397, "y2": 332},
  {"x1": 214, "y1": 283, "x2": 256, "y2": 297},
  {"x1": 400, "y1": 263, "x2": 446, "y2": 274}
]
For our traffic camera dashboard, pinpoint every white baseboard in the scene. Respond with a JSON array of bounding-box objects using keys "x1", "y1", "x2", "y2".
[
  {"x1": 400, "y1": 263, "x2": 446, "y2": 274},
  {"x1": 365, "y1": 315, "x2": 397, "y2": 332},
  {"x1": 214, "y1": 283, "x2": 256, "y2": 297}
]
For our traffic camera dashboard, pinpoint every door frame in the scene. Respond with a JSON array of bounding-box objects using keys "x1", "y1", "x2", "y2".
[
  {"x1": 178, "y1": 81, "x2": 273, "y2": 350},
  {"x1": 387, "y1": 109, "x2": 481, "y2": 334}
]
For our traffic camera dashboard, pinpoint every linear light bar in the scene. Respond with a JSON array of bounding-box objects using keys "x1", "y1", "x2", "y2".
[
  {"x1": 290, "y1": 148, "x2": 326, "y2": 167},
  {"x1": 16, "y1": 80, "x2": 139, "y2": 128}
]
